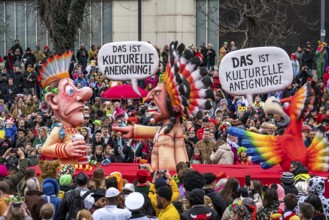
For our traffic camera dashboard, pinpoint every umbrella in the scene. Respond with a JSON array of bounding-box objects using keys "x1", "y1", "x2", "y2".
[{"x1": 101, "y1": 84, "x2": 148, "y2": 99}]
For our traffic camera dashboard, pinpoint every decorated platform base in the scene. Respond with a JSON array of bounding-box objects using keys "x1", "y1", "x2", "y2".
[{"x1": 32, "y1": 163, "x2": 329, "y2": 196}]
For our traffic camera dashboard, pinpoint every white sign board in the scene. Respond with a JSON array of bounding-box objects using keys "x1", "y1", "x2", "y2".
[
  {"x1": 98, "y1": 41, "x2": 159, "y2": 96},
  {"x1": 219, "y1": 46, "x2": 293, "y2": 106}
]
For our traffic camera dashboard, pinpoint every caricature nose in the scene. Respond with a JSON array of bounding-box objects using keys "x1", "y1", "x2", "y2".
[
  {"x1": 145, "y1": 90, "x2": 154, "y2": 102},
  {"x1": 76, "y1": 87, "x2": 92, "y2": 101}
]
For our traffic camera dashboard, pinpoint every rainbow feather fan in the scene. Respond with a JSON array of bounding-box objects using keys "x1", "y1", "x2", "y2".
[
  {"x1": 40, "y1": 51, "x2": 73, "y2": 88},
  {"x1": 307, "y1": 132, "x2": 329, "y2": 172},
  {"x1": 228, "y1": 127, "x2": 284, "y2": 169}
]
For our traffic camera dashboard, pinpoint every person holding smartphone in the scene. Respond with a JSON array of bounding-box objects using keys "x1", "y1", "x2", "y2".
[
  {"x1": 148, "y1": 170, "x2": 180, "y2": 217},
  {"x1": 0, "y1": 202, "x2": 32, "y2": 220}
]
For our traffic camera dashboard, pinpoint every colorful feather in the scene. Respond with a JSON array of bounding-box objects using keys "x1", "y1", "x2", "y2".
[
  {"x1": 162, "y1": 41, "x2": 214, "y2": 117},
  {"x1": 228, "y1": 127, "x2": 283, "y2": 169},
  {"x1": 40, "y1": 51, "x2": 73, "y2": 88},
  {"x1": 307, "y1": 131, "x2": 329, "y2": 172},
  {"x1": 283, "y1": 82, "x2": 314, "y2": 121}
]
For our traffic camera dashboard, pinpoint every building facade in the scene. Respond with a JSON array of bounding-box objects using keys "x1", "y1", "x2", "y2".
[
  {"x1": 0, "y1": 0, "x2": 219, "y2": 56},
  {"x1": 0, "y1": 0, "x2": 325, "y2": 57}
]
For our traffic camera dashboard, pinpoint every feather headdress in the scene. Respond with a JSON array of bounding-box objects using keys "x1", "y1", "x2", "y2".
[
  {"x1": 40, "y1": 51, "x2": 73, "y2": 88},
  {"x1": 163, "y1": 41, "x2": 214, "y2": 117}
]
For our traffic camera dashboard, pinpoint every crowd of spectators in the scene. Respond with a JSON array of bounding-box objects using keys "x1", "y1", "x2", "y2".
[{"x1": 0, "y1": 39, "x2": 328, "y2": 219}]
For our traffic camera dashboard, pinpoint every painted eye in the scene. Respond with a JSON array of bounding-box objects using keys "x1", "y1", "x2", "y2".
[{"x1": 65, "y1": 85, "x2": 75, "y2": 96}]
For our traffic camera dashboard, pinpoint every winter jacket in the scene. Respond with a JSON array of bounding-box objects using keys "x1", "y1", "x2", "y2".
[
  {"x1": 158, "y1": 203, "x2": 180, "y2": 220},
  {"x1": 203, "y1": 188, "x2": 227, "y2": 218},
  {"x1": 24, "y1": 190, "x2": 47, "y2": 220},
  {"x1": 0, "y1": 157, "x2": 29, "y2": 187},
  {"x1": 297, "y1": 176, "x2": 329, "y2": 216},
  {"x1": 12, "y1": 72, "x2": 23, "y2": 93},
  {"x1": 148, "y1": 179, "x2": 180, "y2": 216},
  {"x1": 42, "y1": 178, "x2": 62, "y2": 220},
  {"x1": 282, "y1": 184, "x2": 298, "y2": 195},
  {"x1": 0, "y1": 195, "x2": 9, "y2": 216},
  {"x1": 291, "y1": 161, "x2": 311, "y2": 184},
  {"x1": 58, "y1": 187, "x2": 94, "y2": 220},
  {"x1": 301, "y1": 50, "x2": 313, "y2": 70},
  {"x1": 210, "y1": 143, "x2": 234, "y2": 165},
  {"x1": 181, "y1": 205, "x2": 219, "y2": 220},
  {"x1": 194, "y1": 140, "x2": 217, "y2": 164},
  {"x1": 22, "y1": 70, "x2": 37, "y2": 89}
]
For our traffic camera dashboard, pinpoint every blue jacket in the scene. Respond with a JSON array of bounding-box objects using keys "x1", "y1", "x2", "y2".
[{"x1": 42, "y1": 178, "x2": 62, "y2": 220}]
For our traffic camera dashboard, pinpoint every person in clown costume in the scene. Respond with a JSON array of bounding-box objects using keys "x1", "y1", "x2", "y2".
[{"x1": 40, "y1": 51, "x2": 93, "y2": 166}]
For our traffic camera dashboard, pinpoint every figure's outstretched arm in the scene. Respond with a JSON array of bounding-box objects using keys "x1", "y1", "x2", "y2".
[{"x1": 113, "y1": 125, "x2": 158, "y2": 140}]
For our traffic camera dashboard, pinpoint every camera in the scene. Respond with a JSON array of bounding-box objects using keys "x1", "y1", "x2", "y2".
[
  {"x1": 245, "y1": 175, "x2": 251, "y2": 187},
  {"x1": 138, "y1": 164, "x2": 147, "y2": 170},
  {"x1": 11, "y1": 148, "x2": 17, "y2": 153},
  {"x1": 157, "y1": 170, "x2": 167, "y2": 175},
  {"x1": 13, "y1": 202, "x2": 21, "y2": 208}
]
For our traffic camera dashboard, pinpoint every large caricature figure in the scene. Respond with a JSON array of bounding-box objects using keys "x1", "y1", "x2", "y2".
[
  {"x1": 114, "y1": 42, "x2": 214, "y2": 171},
  {"x1": 228, "y1": 82, "x2": 329, "y2": 172},
  {"x1": 40, "y1": 52, "x2": 92, "y2": 164}
]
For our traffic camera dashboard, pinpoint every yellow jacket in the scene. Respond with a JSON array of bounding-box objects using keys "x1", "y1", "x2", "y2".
[
  {"x1": 148, "y1": 179, "x2": 180, "y2": 216},
  {"x1": 158, "y1": 203, "x2": 180, "y2": 220},
  {"x1": 0, "y1": 196, "x2": 9, "y2": 216}
]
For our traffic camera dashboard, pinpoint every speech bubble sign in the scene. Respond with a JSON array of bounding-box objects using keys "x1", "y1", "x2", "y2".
[
  {"x1": 98, "y1": 41, "x2": 159, "y2": 96},
  {"x1": 219, "y1": 46, "x2": 293, "y2": 106}
]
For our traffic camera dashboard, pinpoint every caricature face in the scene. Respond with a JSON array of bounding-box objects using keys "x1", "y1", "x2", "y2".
[
  {"x1": 45, "y1": 78, "x2": 92, "y2": 128},
  {"x1": 145, "y1": 83, "x2": 171, "y2": 122}
]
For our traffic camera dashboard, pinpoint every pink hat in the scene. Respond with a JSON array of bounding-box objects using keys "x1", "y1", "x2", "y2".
[
  {"x1": 114, "y1": 107, "x2": 127, "y2": 118},
  {"x1": 5, "y1": 118, "x2": 14, "y2": 124},
  {"x1": 0, "y1": 165, "x2": 9, "y2": 177}
]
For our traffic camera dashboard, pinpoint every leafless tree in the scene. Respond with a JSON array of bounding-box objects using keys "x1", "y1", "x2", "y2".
[
  {"x1": 36, "y1": 0, "x2": 89, "y2": 53},
  {"x1": 197, "y1": 0, "x2": 319, "y2": 48}
]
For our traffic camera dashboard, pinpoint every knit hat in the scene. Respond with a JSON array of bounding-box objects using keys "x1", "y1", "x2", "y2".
[
  {"x1": 93, "y1": 120, "x2": 102, "y2": 126},
  {"x1": 57, "y1": 164, "x2": 75, "y2": 178},
  {"x1": 194, "y1": 148, "x2": 201, "y2": 153},
  {"x1": 136, "y1": 170, "x2": 148, "y2": 184},
  {"x1": 109, "y1": 172, "x2": 123, "y2": 192},
  {"x1": 5, "y1": 118, "x2": 14, "y2": 125},
  {"x1": 280, "y1": 172, "x2": 294, "y2": 185},
  {"x1": 157, "y1": 186, "x2": 172, "y2": 201},
  {"x1": 155, "y1": 177, "x2": 168, "y2": 190},
  {"x1": 42, "y1": 178, "x2": 60, "y2": 196},
  {"x1": 220, "y1": 99, "x2": 228, "y2": 105},
  {"x1": 231, "y1": 205, "x2": 251, "y2": 220},
  {"x1": 186, "y1": 188, "x2": 204, "y2": 205},
  {"x1": 59, "y1": 174, "x2": 73, "y2": 187},
  {"x1": 0, "y1": 165, "x2": 9, "y2": 177}
]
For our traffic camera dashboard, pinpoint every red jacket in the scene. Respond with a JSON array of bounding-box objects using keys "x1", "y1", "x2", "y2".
[
  {"x1": 235, "y1": 158, "x2": 252, "y2": 165},
  {"x1": 316, "y1": 113, "x2": 329, "y2": 124}
]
